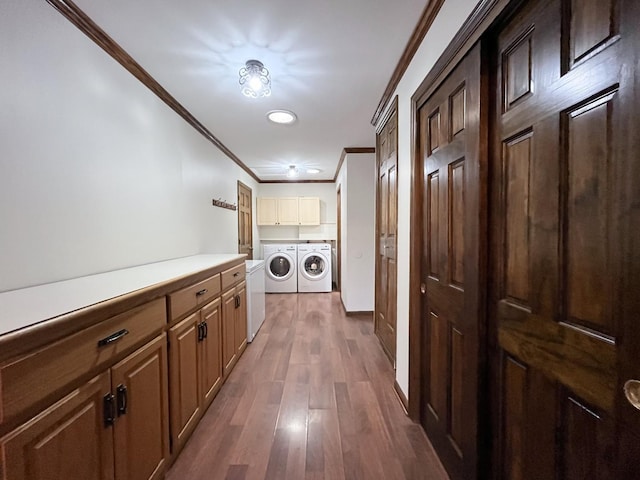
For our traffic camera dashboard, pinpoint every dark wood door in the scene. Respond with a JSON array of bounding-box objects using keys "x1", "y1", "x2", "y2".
[
  {"x1": 1, "y1": 371, "x2": 114, "y2": 480},
  {"x1": 112, "y1": 334, "x2": 169, "y2": 480},
  {"x1": 418, "y1": 43, "x2": 483, "y2": 480},
  {"x1": 375, "y1": 107, "x2": 398, "y2": 363},
  {"x1": 490, "y1": 0, "x2": 640, "y2": 477},
  {"x1": 237, "y1": 181, "x2": 253, "y2": 260}
]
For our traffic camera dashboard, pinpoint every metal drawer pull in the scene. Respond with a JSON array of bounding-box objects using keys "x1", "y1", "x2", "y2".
[
  {"x1": 203, "y1": 321, "x2": 208, "y2": 339},
  {"x1": 196, "y1": 288, "x2": 208, "y2": 296},
  {"x1": 98, "y1": 329, "x2": 129, "y2": 347},
  {"x1": 116, "y1": 384, "x2": 128, "y2": 416},
  {"x1": 233, "y1": 272, "x2": 240, "y2": 277},
  {"x1": 197, "y1": 323, "x2": 204, "y2": 342},
  {"x1": 103, "y1": 393, "x2": 115, "y2": 427}
]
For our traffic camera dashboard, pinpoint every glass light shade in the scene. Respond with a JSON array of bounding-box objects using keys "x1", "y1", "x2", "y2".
[
  {"x1": 239, "y1": 60, "x2": 271, "y2": 98},
  {"x1": 286, "y1": 165, "x2": 299, "y2": 178},
  {"x1": 267, "y1": 110, "x2": 297, "y2": 124}
]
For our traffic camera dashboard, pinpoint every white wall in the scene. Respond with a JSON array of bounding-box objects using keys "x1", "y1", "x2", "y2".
[
  {"x1": 257, "y1": 183, "x2": 337, "y2": 247},
  {"x1": 336, "y1": 153, "x2": 376, "y2": 312},
  {"x1": 376, "y1": 0, "x2": 481, "y2": 396},
  {"x1": 0, "y1": 2, "x2": 259, "y2": 292}
]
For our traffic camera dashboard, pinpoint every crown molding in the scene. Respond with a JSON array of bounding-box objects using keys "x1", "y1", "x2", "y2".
[
  {"x1": 46, "y1": 0, "x2": 260, "y2": 183},
  {"x1": 333, "y1": 147, "x2": 376, "y2": 182}
]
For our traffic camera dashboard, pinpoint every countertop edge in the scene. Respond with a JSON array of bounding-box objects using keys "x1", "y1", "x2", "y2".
[{"x1": 0, "y1": 254, "x2": 246, "y2": 362}]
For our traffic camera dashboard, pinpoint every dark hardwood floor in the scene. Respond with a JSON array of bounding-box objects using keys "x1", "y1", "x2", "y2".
[{"x1": 166, "y1": 292, "x2": 449, "y2": 480}]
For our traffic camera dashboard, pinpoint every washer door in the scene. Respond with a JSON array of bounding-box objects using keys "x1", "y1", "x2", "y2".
[
  {"x1": 299, "y1": 252, "x2": 329, "y2": 281},
  {"x1": 266, "y1": 253, "x2": 295, "y2": 281}
]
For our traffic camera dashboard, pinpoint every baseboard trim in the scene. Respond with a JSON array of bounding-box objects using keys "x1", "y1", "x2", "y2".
[
  {"x1": 393, "y1": 380, "x2": 409, "y2": 414},
  {"x1": 345, "y1": 310, "x2": 374, "y2": 317}
]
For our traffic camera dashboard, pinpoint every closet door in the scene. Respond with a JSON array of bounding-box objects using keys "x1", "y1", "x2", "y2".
[
  {"x1": 490, "y1": 0, "x2": 640, "y2": 477},
  {"x1": 418, "y1": 42, "x2": 484, "y2": 480},
  {"x1": 375, "y1": 106, "x2": 398, "y2": 363}
]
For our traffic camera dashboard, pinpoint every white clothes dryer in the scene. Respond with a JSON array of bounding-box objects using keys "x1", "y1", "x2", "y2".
[
  {"x1": 297, "y1": 243, "x2": 332, "y2": 293},
  {"x1": 264, "y1": 244, "x2": 298, "y2": 293}
]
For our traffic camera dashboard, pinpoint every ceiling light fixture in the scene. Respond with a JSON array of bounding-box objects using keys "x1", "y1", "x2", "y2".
[
  {"x1": 307, "y1": 168, "x2": 321, "y2": 174},
  {"x1": 239, "y1": 60, "x2": 271, "y2": 98},
  {"x1": 267, "y1": 110, "x2": 297, "y2": 125},
  {"x1": 286, "y1": 165, "x2": 299, "y2": 178}
]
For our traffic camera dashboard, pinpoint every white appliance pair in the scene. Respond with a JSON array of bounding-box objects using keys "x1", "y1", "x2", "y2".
[{"x1": 264, "y1": 243, "x2": 332, "y2": 293}]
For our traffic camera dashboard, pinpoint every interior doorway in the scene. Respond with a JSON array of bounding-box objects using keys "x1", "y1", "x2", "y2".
[{"x1": 237, "y1": 181, "x2": 253, "y2": 260}]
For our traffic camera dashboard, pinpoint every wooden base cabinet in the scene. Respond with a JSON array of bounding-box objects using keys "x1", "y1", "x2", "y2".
[
  {"x1": 112, "y1": 334, "x2": 169, "y2": 480},
  {"x1": 222, "y1": 282, "x2": 247, "y2": 377},
  {"x1": 168, "y1": 298, "x2": 222, "y2": 455},
  {"x1": 0, "y1": 333, "x2": 169, "y2": 480}
]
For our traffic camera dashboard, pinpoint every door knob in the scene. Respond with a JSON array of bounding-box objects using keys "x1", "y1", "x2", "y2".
[
  {"x1": 624, "y1": 380, "x2": 640, "y2": 411},
  {"x1": 420, "y1": 283, "x2": 426, "y2": 294}
]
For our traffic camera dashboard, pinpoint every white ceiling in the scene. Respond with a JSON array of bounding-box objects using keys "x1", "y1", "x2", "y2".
[{"x1": 74, "y1": 0, "x2": 427, "y2": 181}]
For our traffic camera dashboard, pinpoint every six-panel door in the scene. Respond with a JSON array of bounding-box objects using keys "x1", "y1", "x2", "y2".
[{"x1": 490, "y1": 0, "x2": 640, "y2": 476}]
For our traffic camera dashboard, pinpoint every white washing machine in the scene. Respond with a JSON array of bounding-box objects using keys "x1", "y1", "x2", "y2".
[
  {"x1": 297, "y1": 243, "x2": 332, "y2": 293},
  {"x1": 264, "y1": 244, "x2": 298, "y2": 293}
]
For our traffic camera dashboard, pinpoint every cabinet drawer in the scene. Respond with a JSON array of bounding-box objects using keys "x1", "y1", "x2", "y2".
[
  {"x1": 0, "y1": 298, "x2": 166, "y2": 425},
  {"x1": 221, "y1": 264, "x2": 245, "y2": 291},
  {"x1": 168, "y1": 274, "x2": 221, "y2": 321}
]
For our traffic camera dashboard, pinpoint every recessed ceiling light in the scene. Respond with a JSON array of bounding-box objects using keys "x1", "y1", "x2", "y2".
[
  {"x1": 307, "y1": 168, "x2": 321, "y2": 174},
  {"x1": 267, "y1": 110, "x2": 297, "y2": 125}
]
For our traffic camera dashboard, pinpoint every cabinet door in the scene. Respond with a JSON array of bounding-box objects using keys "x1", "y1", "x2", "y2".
[
  {"x1": 221, "y1": 289, "x2": 237, "y2": 377},
  {"x1": 0, "y1": 371, "x2": 114, "y2": 480},
  {"x1": 112, "y1": 334, "x2": 169, "y2": 480},
  {"x1": 256, "y1": 197, "x2": 278, "y2": 225},
  {"x1": 235, "y1": 284, "x2": 248, "y2": 356},
  {"x1": 298, "y1": 197, "x2": 320, "y2": 225},
  {"x1": 200, "y1": 298, "x2": 222, "y2": 408},
  {"x1": 168, "y1": 313, "x2": 200, "y2": 452},
  {"x1": 277, "y1": 197, "x2": 299, "y2": 225}
]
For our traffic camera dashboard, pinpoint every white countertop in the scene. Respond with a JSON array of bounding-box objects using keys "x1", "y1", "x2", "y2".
[{"x1": 0, "y1": 254, "x2": 245, "y2": 337}]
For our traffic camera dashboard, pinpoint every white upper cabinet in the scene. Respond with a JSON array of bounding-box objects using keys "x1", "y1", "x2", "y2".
[
  {"x1": 257, "y1": 197, "x2": 319, "y2": 226},
  {"x1": 298, "y1": 197, "x2": 321, "y2": 225}
]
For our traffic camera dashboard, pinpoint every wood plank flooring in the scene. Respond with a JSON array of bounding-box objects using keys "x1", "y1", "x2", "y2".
[{"x1": 166, "y1": 293, "x2": 449, "y2": 480}]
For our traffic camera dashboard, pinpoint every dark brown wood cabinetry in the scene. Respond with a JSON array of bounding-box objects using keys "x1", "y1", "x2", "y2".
[
  {"x1": 0, "y1": 256, "x2": 247, "y2": 480},
  {"x1": 1, "y1": 333, "x2": 169, "y2": 480},
  {"x1": 222, "y1": 281, "x2": 247, "y2": 377},
  {"x1": 1, "y1": 372, "x2": 115, "y2": 480},
  {"x1": 168, "y1": 297, "x2": 224, "y2": 456}
]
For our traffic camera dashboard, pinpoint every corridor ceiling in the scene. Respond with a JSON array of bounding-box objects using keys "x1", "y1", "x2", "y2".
[{"x1": 75, "y1": 0, "x2": 428, "y2": 181}]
